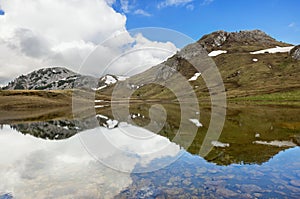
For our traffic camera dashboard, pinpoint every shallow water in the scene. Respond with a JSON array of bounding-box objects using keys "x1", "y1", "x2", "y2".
[{"x1": 0, "y1": 105, "x2": 300, "y2": 198}]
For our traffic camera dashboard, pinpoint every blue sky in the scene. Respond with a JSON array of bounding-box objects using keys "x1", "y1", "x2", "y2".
[
  {"x1": 112, "y1": 0, "x2": 300, "y2": 44},
  {"x1": 0, "y1": 0, "x2": 299, "y2": 83}
]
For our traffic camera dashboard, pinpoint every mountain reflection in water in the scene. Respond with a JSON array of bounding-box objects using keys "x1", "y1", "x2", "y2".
[
  {"x1": 0, "y1": 104, "x2": 300, "y2": 198},
  {"x1": 6, "y1": 104, "x2": 300, "y2": 166}
]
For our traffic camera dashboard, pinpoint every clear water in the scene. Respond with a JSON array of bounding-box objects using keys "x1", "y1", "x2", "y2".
[{"x1": 0, "y1": 105, "x2": 300, "y2": 198}]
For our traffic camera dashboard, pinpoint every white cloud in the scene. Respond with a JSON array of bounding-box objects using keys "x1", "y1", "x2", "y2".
[
  {"x1": 134, "y1": 9, "x2": 152, "y2": 17},
  {"x1": 104, "y1": 0, "x2": 116, "y2": 6},
  {"x1": 0, "y1": 0, "x2": 177, "y2": 84},
  {"x1": 0, "y1": 0, "x2": 125, "y2": 81},
  {"x1": 158, "y1": 0, "x2": 193, "y2": 8},
  {"x1": 288, "y1": 22, "x2": 296, "y2": 28},
  {"x1": 186, "y1": 4, "x2": 194, "y2": 10},
  {"x1": 0, "y1": 126, "x2": 132, "y2": 198},
  {"x1": 79, "y1": 31, "x2": 178, "y2": 77},
  {"x1": 0, "y1": 124, "x2": 181, "y2": 196},
  {"x1": 111, "y1": 1, "x2": 151, "y2": 17},
  {"x1": 0, "y1": 0, "x2": 126, "y2": 42},
  {"x1": 120, "y1": 0, "x2": 130, "y2": 13},
  {"x1": 202, "y1": 0, "x2": 214, "y2": 5}
]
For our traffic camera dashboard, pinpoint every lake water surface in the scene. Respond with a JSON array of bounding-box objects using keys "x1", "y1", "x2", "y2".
[{"x1": 0, "y1": 105, "x2": 300, "y2": 198}]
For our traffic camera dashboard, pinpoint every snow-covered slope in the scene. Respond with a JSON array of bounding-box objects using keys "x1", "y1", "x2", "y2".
[
  {"x1": 250, "y1": 46, "x2": 294, "y2": 54},
  {"x1": 92, "y1": 74, "x2": 127, "y2": 90},
  {"x1": 208, "y1": 50, "x2": 227, "y2": 57},
  {"x1": 2, "y1": 67, "x2": 125, "y2": 91},
  {"x1": 2, "y1": 67, "x2": 97, "y2": 90}
]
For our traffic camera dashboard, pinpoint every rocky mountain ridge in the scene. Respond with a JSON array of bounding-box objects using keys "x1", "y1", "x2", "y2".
[
  {"x1": 1, "y1": 67, "x2": 120, "y2": 91},
  {"x1": 2, "y1": 30, "x2": 299, "y2": 98},
  {"x1": 123, "y1": 29, "x2": 300, "y2": 99},
  {"x1": 198, "y1": 30, "x2": 291, "y2": 52},
  {"x1": 2, "y1": 67, "x2": 84, "y2": 90}
]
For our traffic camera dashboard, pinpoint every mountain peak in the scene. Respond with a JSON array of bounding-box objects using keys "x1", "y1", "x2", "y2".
[
  {"x1": 198, "y1": 30, "x2": 290, "y2": 52},
  {"x1": 2, "y1": 67, "x2": 81, "y2": 90},
  {"x1": 2, "y1": 67, "x2": 118, "y2": 91}
]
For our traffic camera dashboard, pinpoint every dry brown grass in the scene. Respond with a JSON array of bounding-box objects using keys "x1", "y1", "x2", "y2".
[
  {"x1": 0, "y1": 90, "x2": 73, "y2": 109},
  {"x1": 0, "y1": 90, "x2": 74, "y2": 123}
]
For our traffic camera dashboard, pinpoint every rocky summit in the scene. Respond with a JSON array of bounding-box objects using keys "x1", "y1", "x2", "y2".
[
  {"x1": 2, "y1": 67, "x2": 98, "y2": 90},
  {"x1": 124, "y1": 29, "x2": 299, "y2": 99},
  {"x1": 198, "y1": 30, "x2": 290, "y2": 52}
]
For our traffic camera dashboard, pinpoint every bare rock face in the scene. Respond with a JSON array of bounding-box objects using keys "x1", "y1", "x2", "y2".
[
  {"x1": 291, "y1": 45, "x2": 300, "y2": 60},
  {"x1": 2, "y1": 67, "x2": 98, "y2": 90},
  {"x1": 198, "y1": 30, "x2": 229, "y2": 48},
  {"x1": 154, "y1": 42, "x2": 209, "y2": 81},
  {"x1": 155, "y1": 64, "x2": 177, "y2": 81},
  {"x1": 226, "y1": 30, "x2": 275, "y2": 44},
  {"x1": 198, "y1": 30, "x2": 288, "y2": 52}
]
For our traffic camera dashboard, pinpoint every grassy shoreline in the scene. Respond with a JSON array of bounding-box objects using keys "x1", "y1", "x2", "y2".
[
  {"x1": 0, "y1": 89, "x2": 299, "y2": 124},
  {"x1": 0, "y1": 89, "x2": 299, "y2": 109},
  {"x1": 229, "y1": 90, "x2": 300, "y2": 107}
]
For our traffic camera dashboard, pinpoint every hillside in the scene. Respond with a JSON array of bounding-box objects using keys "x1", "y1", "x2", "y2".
[
  {"x1": 2, "y1": 67, "x2": 100, "y2": 90},
  {"x1": 1, "y1": 30, "x2": 300, "y2": 106},
  {"x1": 1, "y1": 66, "x2": 125, "y2": 92},
  {"x1": 198, "y1": 29, "x2": 290, "y2": 52},
  {"x1": 99, "y1": 30, "x2": 300, "y2": 103}
]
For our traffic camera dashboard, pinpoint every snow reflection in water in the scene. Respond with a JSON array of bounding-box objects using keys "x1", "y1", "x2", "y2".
[
  {"x1": 0, "y1": 124, "x2": 182, "y2": 198},
  {"x1": 1, "y1": 104, "x2": 300, "y2": 198}
]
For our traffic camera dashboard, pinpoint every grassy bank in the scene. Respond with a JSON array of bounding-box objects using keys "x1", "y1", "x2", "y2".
[
  {"x1": 0, "y1": 90, "x2": 73, "y2": 110},
  {"x1": 229, "y1": 90, "x2": 300, "y2": 107}
]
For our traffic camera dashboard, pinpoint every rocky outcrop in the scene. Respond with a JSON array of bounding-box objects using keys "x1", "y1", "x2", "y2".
[
  {"x1": 2, "y1": 66, "x2": 123, "y2": 91},
  {"x1": 198, "y1": 30, "x2": 229, "y2": 48},
  {"x1": 291, "y1": 45, "x2": 300, "y2": 60},
  {"x1": 2, "y1": 67, "x2": 99, "y2": 90},
  {"x1": 198, "y1": 30, "x2": 290, "y2": 52},
  {"x1": 155, "y1": 42, "x2": 207, "y2": 81}
]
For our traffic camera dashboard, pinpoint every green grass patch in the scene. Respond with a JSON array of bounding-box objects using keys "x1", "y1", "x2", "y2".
[{"x1": 230, "y1": 90, "x2": 300, "y2": 106}]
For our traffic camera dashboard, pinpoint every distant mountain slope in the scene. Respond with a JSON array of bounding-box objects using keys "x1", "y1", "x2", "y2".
[
  {"x1": 198, "y1": 29, "x2": 290, "y2": 52},
  {"x1": 2, "y1": 67, "x2": 120, "y2": 91},
  {"x1": 2, "y1": 66, "x2": 126, "y2": 91},
  {"x1": 2, "y1": 30, "x2": 300, "y2": 101},
  {"x1": 2, "y1": 67, "x2": 85, "y2": 90},
  {"x1": 104, "y1": 30, "x2": 300, "y2": 100}
]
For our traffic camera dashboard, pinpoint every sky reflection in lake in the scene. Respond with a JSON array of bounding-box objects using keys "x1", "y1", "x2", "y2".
[{"x1": 0, "y1": 105, "x2": 300, "y2": 198}]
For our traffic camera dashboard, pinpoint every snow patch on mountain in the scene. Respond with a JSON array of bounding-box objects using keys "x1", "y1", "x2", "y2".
[
  {"x1": 211, "y1": 141, "x2": 230, "y2": 148},
  {"x1": 250, "y1": 46, "x2": 294, "y2": 54},
  {"x1": 253, "y1": 140, "x2": 296, "y2": 147},
  {"x1": 116, "y1": 76, "x2": 129, "y2": 81},
  {"x1": 101, "y1": 75, "x2": 117, "y2": 85},
  {"x1": 189, "y1": 119, "x2": 203, "y2": 127},
  {"x1": 92, "y1": 74, "x2": 119, "y2": 91},
  {"x1": 188, "y1": 72, "x2": 201, "y2": 81},
  {"x1": 2, "y1": 67, "x2": 98, "y2": 90},
  {"x1": 208, "y1": 50, "x2": 227, "y2": 57}
]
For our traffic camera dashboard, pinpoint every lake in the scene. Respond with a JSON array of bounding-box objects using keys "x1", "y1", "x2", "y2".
[{"x1": 0, "y1": 104, "x2": 300, "y2": 198}]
